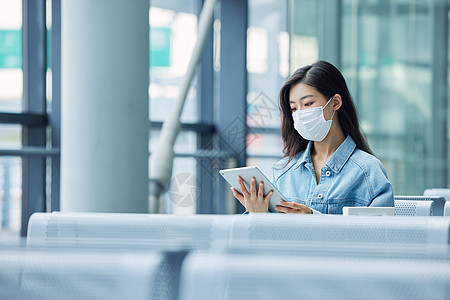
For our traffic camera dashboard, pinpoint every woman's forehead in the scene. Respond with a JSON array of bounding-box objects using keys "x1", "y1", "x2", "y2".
[{"x1": 289, "y1": 83, "x2": 319, "y2": 100}]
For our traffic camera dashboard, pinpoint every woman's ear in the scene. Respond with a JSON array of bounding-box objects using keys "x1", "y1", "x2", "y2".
[{"x1": 332, "y1": 94, "x2": 343, "y2": 111}]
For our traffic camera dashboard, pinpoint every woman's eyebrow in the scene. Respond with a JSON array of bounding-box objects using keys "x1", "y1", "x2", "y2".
[
  {"x1": 300, "y1": 94, "x2": 314, "y2": 100},
  {"x1": 289, "y1": 95, "x2": 314, "y2": 103}
]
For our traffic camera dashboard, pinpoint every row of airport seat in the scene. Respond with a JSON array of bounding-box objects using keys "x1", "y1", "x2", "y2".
[
  {"x1": 26, "y1": 212, "x2": 450, "y2": 251},
  {"x1": 5, "y1": 191, "x2": 450, "y2": 300},
  {"x1": 3, "y1": 243, "x2": 450, "y2": 300},
  {"x1": 18, "y1": 212, "x2": 450, "y2": 299}
]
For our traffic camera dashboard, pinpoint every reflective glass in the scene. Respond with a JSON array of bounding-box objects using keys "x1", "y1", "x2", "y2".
[
  {"x1": 149, "y1": 1, "x2": 199, "y2": 123},
  {"x1": 289, "y1": 0, "x2": 450, "y2": 195},
  {"x1": 247, "y1": 133, "x2": 283, "y2": 157},
  {"x1": 46, "y1": 0, "x2": 52, "y2": 112},
  {"x1": 289, "y1": 0, "x2": 319, "y2": 70},
  {"x1": 165, "y1": 157, "x2": 197, "y2": 215},
  {"x1": 0, "y1": 0, "x2": 22, "y2": 112},
  {"x1": 247, "y1": 0, "x2": 287, "y2": 159},
  {"x1": 0, "y1": 124, "x2": 21, "y2": 149},
  {"x1": 341, "y1": 0, "x2": 448, "y2": 194},
  {"x1": 246, "y1": 157, "x2": 281, "y2": 181},
  {"x1": 0, "y1": 157, "x2": 22, "y2": 233}
]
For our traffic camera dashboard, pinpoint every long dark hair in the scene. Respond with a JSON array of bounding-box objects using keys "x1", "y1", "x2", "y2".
[{"x1": 279, "y1": 60, "x2": 373, "y2": 160}]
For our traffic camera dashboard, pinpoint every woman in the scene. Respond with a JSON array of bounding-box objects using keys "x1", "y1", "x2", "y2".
[{"x1": 231, "y1": 61, "x2": 394, "y2": 214}]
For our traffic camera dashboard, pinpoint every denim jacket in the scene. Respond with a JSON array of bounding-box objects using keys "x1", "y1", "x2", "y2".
[{"x1": 272, "y1": 136, "x2": 394, "y2": 214}]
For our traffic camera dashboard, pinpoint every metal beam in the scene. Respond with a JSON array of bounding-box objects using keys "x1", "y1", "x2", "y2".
[
  {"x1": 21, "y1": 0, "x2": 47, "y2": 236},
  {"x1": 430, "y1": 0, "x2": 448, "y2": 188},
  {"x1": 150, "y1": 121, "x2": 215, "y2": 134},
  {"x1": 0, "y1": 112, "x2": 47, "y2": 126},
  {"x1": 50, "y1": 0, "x2": 61, "y2": 212},
  {"x1": 196, "y1": 0, "x2": 215, "y2": 214},
  {"x1": 0, "y1": 148, "x2": 60, "y2": 157}
]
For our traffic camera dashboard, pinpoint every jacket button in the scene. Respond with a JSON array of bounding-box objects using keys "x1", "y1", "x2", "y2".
[
  {"x1": 325, "y1": 171, "x2": 331, "y2": 176},
  {"x1": 317, "y1": 194, "x2": 323, "y2": 199}
]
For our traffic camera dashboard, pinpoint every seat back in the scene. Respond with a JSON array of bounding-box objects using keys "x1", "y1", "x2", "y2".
[
  {"x1": 228, "y1": 214, "x2": 450, "y2": 253},
  {"x1": 394, "y1": 195, "x2": 446, "y2": 216},
  {"x1": 394, "y1": 200, "x2": 433, "y2": 216},
  {"x1": 179, "y1": 251, "x2": 450, "y2": 300},
  {"x1": 0, "y1": 248, "x2": 185, "y2": 300},
  {"x1": 28, "y1": 213, "x2": 450, "y2": 254},
  {"x1": 27, "y1": 212, "x2": 231, "y2": 250},
  {"x1": 424, "y1": 189, "x2": 450, "y2": 217}
]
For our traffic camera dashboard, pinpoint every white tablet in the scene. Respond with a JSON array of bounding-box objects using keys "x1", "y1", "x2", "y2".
[{"x1": 219, "y1": 166, "x2": 287, "y2": 213}]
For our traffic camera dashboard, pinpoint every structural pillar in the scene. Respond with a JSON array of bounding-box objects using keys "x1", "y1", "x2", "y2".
[{"x1": 60, "y1": 0, "x2": 149, "y2": 212}]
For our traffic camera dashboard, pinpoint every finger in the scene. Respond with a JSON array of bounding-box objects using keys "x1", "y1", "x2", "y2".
[
  {"x1": 258, "y1": 181, "x2": 264, "y2": 200},
  {"x1": 284, "y1": 202, "x2": 311, "y2": 212},
  {"x1": 249, "y1": 177, "x2": 257, "y2": 195},
  {"x1": 237, "y1": 176, "x2": 249, "y2": 197},
  {"x1": 264, "y1": 190, "x2": 274, "y2": 203},
  {"x1": 275, "y1": 205, "x2": 297, "y2": 213},
  {"x1": 276, "y1": 203, "x2": 311, "y2": 214},
  {"x1": 230, "y1": 187, "x2": 245, "y2": 205},
  {"x1": 278, "y1": 200, "x2": 294, "y2": 208}
]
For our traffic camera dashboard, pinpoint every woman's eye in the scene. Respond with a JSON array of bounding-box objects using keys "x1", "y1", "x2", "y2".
[
  {"x1": 290, "y1": 107, "x2": 297, "y2": 112},
  {"x1": 304, "y1": 102, "x2": 313, "y2": 107}
]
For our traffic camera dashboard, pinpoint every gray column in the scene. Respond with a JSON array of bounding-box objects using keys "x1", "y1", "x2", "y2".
[
  {"x1": 50, "y1": 0, "x2": 61, "y2": 212},
  {"x1": 61, "y1": 0, "x2": 149, "y2": 212},
  {"x1": 217, "y1": 0, "x2": 248, "y2": 213},
  {"x1": 22, "y1": 0, "x2": 47, "y2": 236}
]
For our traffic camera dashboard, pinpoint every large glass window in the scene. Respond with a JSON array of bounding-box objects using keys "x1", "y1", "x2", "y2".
[
  {"x1": 246, "y1": 0, "x2": 288, "y2": 175},
  {"x1": 290, "y1": 0, "x2": 450, "y2": 195},
  {"x1": 0, "y1": 0, "x2": 22, "y2": 113},
  {"x1": 149, "y1": 0, "x2": 200, "y2": 214},
  {"x1": 0, "y1": 0, "x2": 22, "y2": 233},
  {"x1": 289, "y1": 0, "x2": 319, "y2": 69},
  {"x1": 149, "y1": 1, "x2": 199, "y2": 123},
  {"x1": 341, "y1": 0, "x2": 448, "y2": 194}
]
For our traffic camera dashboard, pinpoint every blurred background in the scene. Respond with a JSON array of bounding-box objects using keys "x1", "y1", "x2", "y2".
[{"x1": 0, "y1": 0, "x2": 449, "y2": 235}]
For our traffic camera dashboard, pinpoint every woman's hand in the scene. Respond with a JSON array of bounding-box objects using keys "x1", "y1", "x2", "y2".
[
  {"x1": 275, "y1": 200, "x2": 313, "y2": 214},
  {"x1": 230, "y1": 176, "x2": 273, "y2": 213}
]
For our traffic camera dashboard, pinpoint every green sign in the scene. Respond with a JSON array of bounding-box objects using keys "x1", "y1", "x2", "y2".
[
  {"x1": 0, "y1": 30, "x2": 22, "y2": 69},
  {"x1": 150, "y1": 27, "x2": 171, "y2": 68}
]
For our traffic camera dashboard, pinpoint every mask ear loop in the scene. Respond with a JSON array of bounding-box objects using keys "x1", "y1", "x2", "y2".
[
  {"x1": 329, "y1": 110, "x2": 336, "y2": 121},
  {"x1": 323, "y1": 96, "x2": 336, "y2": 121}
]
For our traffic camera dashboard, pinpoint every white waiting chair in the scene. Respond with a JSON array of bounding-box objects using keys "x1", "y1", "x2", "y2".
[
  {"x1": 0, "y1": 248, "x2": 185, "y2": 300},
  {"x1": 27, "y1": 212, "x2": 232, "y2": 250},
  {"x1": 227, "y1": 214, "x2": 450, "y2": 254},
  {"x1": 394, "y1": 196, "x2": 446, "y2": 216},
  {"x1": 394, "y1": 199, "x2": 433, "y2": 216},
  {"x1": 27, "y1": 212, "x2": 450, "y2": 254},
  {"x1": 179, "y1": 251, "x2": 450, "y2": 300},
  {"x1": 424, "y1": 189, "x2": 450, "y2": 217}
]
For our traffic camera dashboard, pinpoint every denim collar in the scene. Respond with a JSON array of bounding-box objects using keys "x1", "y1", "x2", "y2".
[{"x1": 293, "y1": 135, "x2": 356, "y2": 173}]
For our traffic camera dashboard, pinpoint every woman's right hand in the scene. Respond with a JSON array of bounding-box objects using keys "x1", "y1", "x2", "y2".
[{"x1": 230, "y1": 176, "x2": 273, "y2": 213}]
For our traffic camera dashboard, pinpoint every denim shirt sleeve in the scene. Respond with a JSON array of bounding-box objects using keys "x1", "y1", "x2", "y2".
[{"x1": 366, "y1": 159, "x2": 394, "y2": 208}]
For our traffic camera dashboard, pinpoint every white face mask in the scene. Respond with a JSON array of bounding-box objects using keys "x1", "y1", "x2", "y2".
[{"x1": 292, "y1": 96, "x2": 335, "y2": 142}]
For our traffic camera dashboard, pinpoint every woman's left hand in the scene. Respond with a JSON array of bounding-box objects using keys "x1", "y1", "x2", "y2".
[{"x1": 275, "y1": 200, "x2": 313, "y2": 214}]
